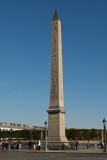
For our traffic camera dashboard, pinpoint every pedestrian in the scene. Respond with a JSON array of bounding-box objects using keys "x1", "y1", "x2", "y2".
[
  {"x1": 62, "y1": 142, "x2": 65, "y2": 150},
  {"x1": 86, "y1": 141, "x2": 90, "y2": 149},
  {"x1": 29, "y1": 140, "x2": 32, "y2": 150},
  {"x1": 5, "y1": 142, "x2": 9, "y2": 150},
  {"x1": 37, "y1": 140, "x2": 41, "y2": 150},
  {"x1": 75, "y1": 140, "x2": 79, "y2": 150},
  {"x1": 2, "y1": 141, "x2": 5, "y2": 150}
]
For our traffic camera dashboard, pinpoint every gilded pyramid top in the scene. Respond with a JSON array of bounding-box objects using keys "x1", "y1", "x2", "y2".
[{"x1": 52, "y1": 9, "x2": 60, "y2": 20}]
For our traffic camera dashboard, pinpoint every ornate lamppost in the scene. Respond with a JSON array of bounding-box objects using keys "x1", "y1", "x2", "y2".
[
  {"x1": 102, "y1": 118, "x2": 106, "y2": 152},
  {"x1": 10, "y1": 128, "x2": 13, "y2": 141},
  {"x1": 30, "y1": 130, "x2": 33, "y2": 140},
  {"x1": 0, "y1": 129, "x2": 1, "y2": 142},
  {"x1": 41, "y1": 129, "x2": 43, "y2": 141},
  {"x1": 44, "y1": 121, "x2": 48, "y2": 151}
]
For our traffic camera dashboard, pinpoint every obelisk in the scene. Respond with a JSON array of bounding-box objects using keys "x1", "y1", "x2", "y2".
[{"x1": 47, "y1": 10, "x2": 68, "y2": 143}]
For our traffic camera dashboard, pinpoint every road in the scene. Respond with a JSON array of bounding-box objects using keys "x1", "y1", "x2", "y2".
[{"x1": 0, "y1": 151, "x2": 107, "y2": 160}]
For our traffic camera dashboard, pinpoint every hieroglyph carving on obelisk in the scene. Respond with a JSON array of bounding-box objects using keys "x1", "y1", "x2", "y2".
[{"x1": 50, "y1": 12, "x2": 64, "y2": 110}]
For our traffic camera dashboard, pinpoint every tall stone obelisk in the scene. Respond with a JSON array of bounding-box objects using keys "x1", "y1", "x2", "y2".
[{"x1": 47, "y1": 10, "x2": 68, "y2": 143}]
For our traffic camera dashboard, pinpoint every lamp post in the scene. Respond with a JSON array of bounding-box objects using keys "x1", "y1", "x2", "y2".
[
  {"x1": 44, "y1": 121, "x2": 48, "y2": 151},
  {"x1": 102, "y1": 118, "x2": 106, "y2": 152},
  {"x1": 30, "y1": 130, "x2": 33, "y2": 140},
  {"x1": 102, "y1": 129, "x2": 103, "y2": 143},
  {"x1": 0, "y1": 129, "x2": 1, "y2": 141},
  {"x1": 10, "y1": 128, "x2": 13, "y2": 141},
  {"x1": 41, "y1": 129, "x2": 43, "y2": 141}
]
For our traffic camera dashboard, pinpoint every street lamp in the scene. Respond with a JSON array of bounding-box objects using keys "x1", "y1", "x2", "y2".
[
  {"x1": 0, "y1": 129, "x2": 1, "y2": 141},
  {"x1": 41, "y1": 129, "x2": 43, "y2": 141},
  {"x1": 44, "y1": 121, "x2": 48, "y2": 151},
  {"x1": 30, "y1": 130, "x2": 33, "y2": 140},
  {"x1": 10, "y1": 128, "x2": 13, "y2": 141},
  {"x1": 102, "y1": 118, "x2": 106, "y2": 152}
]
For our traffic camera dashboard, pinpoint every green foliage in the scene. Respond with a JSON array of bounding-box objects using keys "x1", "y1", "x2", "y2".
[
  {"x1": 0, "y1": 129, "x2": 45, "y2": 140},
  {"x1": 65, "y1": 128, "x2": 103, "y2": 140},
  {"x1": 0, "y1": 128, "x2": 104, "y2": 141}
]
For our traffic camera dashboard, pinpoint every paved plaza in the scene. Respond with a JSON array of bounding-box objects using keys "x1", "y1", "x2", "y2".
[{"x1": 0, "y1": 150, "x2": 107, "y2": 160}]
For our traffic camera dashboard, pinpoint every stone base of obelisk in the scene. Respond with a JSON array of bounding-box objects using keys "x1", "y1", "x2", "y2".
[
  {"x1": 47, "y1": 109, "x2": 69, "y2": 150},
  {"x1": 47, "y1": 138, "x2": 69, "y2": 150}
]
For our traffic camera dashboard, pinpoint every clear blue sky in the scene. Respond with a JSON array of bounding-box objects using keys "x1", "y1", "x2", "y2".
[{"x1": 0, "y1": 0, "x2": 107, "y2": 129}]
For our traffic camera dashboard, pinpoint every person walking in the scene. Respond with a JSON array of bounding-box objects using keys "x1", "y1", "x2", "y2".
[
  {"x1": 75, "y1": 140, "x2": 79, "y2": 150},
  {"x1": 38, "y1": 140, "x2": 41, "y2": 150},
  {"x1": 29, "y1": 140, "x2": 32, "y2": 150},
  {"x1": 86, "y1": 141, "x2": 90, "y2": 149}
]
